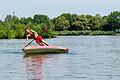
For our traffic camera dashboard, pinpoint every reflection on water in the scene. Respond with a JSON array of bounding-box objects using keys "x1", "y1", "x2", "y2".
[
  {"x1": 24, "y1": 53, "x2": 69, "y2": 80},
  {"x1": 24, "y1": 54, "x2": 46, "y2": 80}
]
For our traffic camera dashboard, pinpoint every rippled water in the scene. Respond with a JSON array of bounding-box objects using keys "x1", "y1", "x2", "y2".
[{"x1": 0, "y1": 36, "x2": 120, "y2": 80}]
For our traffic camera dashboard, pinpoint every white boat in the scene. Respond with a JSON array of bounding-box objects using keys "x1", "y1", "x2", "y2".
[{"x1": 23, "y1": 46, "x2": 69, "y2": 53}]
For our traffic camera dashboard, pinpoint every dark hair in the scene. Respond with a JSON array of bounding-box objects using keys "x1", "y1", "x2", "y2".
[
  {"x1": 25, "y1": 28, "x2": 27, "y2": 32},
  {"x1": 25, "y1": 28, "x2": 30, "y2": 32}
]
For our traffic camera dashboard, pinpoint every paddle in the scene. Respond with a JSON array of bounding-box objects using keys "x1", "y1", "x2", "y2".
[{"x1": 25, "y1": 39, "x2": 34, "y2": 47}]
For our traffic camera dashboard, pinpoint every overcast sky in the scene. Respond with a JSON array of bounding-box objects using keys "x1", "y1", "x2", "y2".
[{"x1": 0, "y1": 0, "x2": 119, "y2": 19}]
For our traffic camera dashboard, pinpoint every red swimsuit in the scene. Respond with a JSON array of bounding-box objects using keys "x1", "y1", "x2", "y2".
[
  {"x1": 30, "y1": 31, "x2": 44, "y2": 46},
  {"x1": 34, "y1": 35, "x2": 44, "y2": 46}
]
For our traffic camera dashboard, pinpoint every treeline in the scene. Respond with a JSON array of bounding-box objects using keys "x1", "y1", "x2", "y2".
[{"x1": 0, "y1": 11, "x2": 120, "y2": 39}]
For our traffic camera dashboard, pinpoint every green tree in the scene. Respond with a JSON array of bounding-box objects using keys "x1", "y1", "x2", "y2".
[
  {"x1": 76, "y1": 14, "x2": 90, "y2": 30},
  {"x1": 33, "y1": 14, "x2": 50, "y2": 24},
  {"x1": 68, "y1": 14, "x2": 78, "y2": 30},
  {"x1": 100, "y1": 16, "x2": 109, "y2": 31},
  {"x1": 107, "y1": 11, "x2": 120, "y2": 30},
  {"x1": 33, "y1": 24, "x2": 43, "y2": 35},
  {"x1": 54, "y1": 16, "x2": 70, "y2": 31},
  {"x1": 0, "y1": 30, "x2": 7, "y2": 39},
  {"x1": 60, "y1": 13, "x2": 72, "y2": 23},
  {"x1": 20, "y1": 17, "x2": 33, "y2": 25},
  {"x1": 15, "y1": 24, "x2": 25, "y2": 38},
  {"x1": 0, "y1": 23, "x2": 3, "y2": 30},
  {"x1": 71, "y1": 21, "x2": 83, "y2": 30},
  {"x1": 7, "y1": 30, "x2": 16, "y2": 39},
  {"x1": 89, "y1": 14, "x2": 101, "y2": 30},
  {"x1": 5, "y1": 15, "x2": 13, "y2": 22},
  {"x1": 13, "y1": 15, "x2": 19, "y2": 24}
]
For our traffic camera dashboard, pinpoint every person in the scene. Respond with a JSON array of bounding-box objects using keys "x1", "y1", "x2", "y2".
[{"x1": 25, "y1": 28, "x2": 50, "y2": 47}]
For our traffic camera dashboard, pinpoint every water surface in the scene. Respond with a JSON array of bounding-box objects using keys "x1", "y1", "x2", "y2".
[{"x1": 0, "y1": 36, "x2": 120, "y2": 80}]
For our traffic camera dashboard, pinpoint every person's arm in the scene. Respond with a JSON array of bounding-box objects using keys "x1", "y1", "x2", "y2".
[{"x1": 25, "y1": 34, "x2": 31, "y2": 47}]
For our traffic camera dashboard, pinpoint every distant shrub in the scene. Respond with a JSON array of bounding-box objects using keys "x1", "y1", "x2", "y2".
[
  {"x1": 0, "y1": 30, "x2": 16, "y2": 39},
  {"x1": 58, "y1": 30, "x2": 116, "y2": 36},
  {"x1": 7, "y1": 30, "x2": 16, "y2": 39},
  {"x1": 90, "y1": 31, "x2": 116, "y2": 35}
]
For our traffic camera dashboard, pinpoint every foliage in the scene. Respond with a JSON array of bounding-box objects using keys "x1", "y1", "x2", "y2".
[
  {"x1": 0, "y1": 11, "x2": 119, "y2": 39},
  {"x1": 58, "y1": 30, "x2": 116, "y2": 36},
  {"x1": 54, "y1": 16, "x2": 70, "y2": 31},
  {"x1": 33, "y1": 14, "x2": 50, "y2": 24},
  {"x1": 107, "y1": 11, "x2": 120, "y2": 30}
]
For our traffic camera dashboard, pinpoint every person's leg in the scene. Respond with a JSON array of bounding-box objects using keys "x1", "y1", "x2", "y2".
[
  {"x1": 41, "y1": 40, "x2": 49, "y2": 46},
  {"x1": 37, "y1": 42, "x2": 44, "y2": 46},
  {"x1": 35, "y1": 39, "x2": 44, "y2": 46}
]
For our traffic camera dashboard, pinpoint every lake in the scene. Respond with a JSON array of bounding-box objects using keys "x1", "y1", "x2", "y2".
[{"x1": 0, "y1": 36, "x2": 120, "y2": 80}]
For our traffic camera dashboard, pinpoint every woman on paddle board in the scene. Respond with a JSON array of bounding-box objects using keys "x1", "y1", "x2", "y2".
[{"x1": 25, "y1": 28, "x2": 50, "y2": 46}]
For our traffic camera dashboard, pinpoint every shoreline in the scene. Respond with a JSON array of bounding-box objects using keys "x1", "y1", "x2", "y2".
[
  {"x1": 0, "y1": 30, "x2": 119, "y2": 39},
  {"x1": 57, "y1": 30, "x2": 116, "y2": 36}
]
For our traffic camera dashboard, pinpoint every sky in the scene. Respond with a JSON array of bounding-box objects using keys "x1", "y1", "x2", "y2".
[{"x1": 0, "y1": 0, "x2": 120, "y2": 20}]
